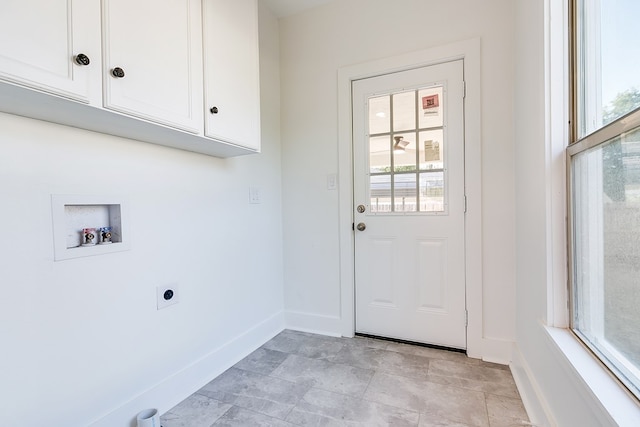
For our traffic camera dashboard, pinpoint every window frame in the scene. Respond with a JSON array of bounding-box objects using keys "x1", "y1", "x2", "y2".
[{"x1": 567, "y1": 0, "x2": 640, "y2": 401}]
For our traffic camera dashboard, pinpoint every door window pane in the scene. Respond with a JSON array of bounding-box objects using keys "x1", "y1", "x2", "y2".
[
  {"x1": 393, "y1": 91, "x2": 416, "y2": 132},
  {"x1": 420, "y1": 172, "x2": 444, "y2": 212},
  {"x1": 393, "y1": 132, "x2": 417, "y2": 172},
  {"x1": 370, "y1": 136, "x2": 390, "y2": 174},
  {"x1": 419, "y1": 129, "x2": 444, "y2": 170},
  {"x1": 418, "y1": 86, "x2": 444, "y2": 129},
  {"x1": 370, "y1": 174, "x2": 392, "y2": 213},
  {"x1": 369, "y1": 95, "x2": 390, "y2": 134},
  {"x1": 394, "y1": 174, "x2": 417, "y2": 212}
]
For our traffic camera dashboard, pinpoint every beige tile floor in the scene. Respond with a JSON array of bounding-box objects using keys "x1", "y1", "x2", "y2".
[{"x1": 161, "y1": 330, "x2": 530, "y2": 426}]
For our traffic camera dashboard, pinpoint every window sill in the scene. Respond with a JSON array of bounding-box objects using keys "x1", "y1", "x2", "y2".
[{"x1": 544, "y1": 325, "x2": 640, "y2": 426}]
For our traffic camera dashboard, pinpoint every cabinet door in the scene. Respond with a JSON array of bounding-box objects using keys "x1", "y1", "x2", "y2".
[
  {"x1": 203, "y1": 0, "x2": 261, "y2": 151},
  {"x1": 0, "y1": 0, "x2": 101, "y2": 103},
  {"x1": 102, "y1": 0, "x2": 203, "y2": 133}
]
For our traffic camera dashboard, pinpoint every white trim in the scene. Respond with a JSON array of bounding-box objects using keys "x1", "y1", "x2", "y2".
[
  {"x1": 337, "y1": 38, "x2": 483, "y2": 357},
  {"x1": 511, "y1": 343, "x2": 556, "y2": 427},
  {"x1": 544, "y1": 326, "x2": 640, "y2": 426},
  {"x1": 545, "y1": 0, "x2": 569, "y2": 328},
  {"x1": 482, "y1": 337, "x2": 514, "y2": 365},
  {"x1": 284, "y1": 310, "x2": 343, "y2": 337},
  {"x1": 87, "y1": 311, "x2": 285, "y2": 427}
]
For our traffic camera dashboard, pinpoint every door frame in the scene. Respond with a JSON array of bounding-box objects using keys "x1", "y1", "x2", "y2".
[{"x1": 337, "y1": 38, "x2": 483, "y2": 358}]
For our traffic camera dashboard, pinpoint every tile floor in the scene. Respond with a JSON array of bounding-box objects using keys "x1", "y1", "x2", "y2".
[{"x1": 160, "y1": 330, "x2": 530, "y2": 427}]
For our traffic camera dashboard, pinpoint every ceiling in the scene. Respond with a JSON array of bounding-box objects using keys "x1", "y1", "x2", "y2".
[{"x1": 261, "y1": 0, "x2": 335, "y2": 18}]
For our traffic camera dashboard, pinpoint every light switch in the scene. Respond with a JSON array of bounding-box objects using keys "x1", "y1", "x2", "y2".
[
  {"x1": 327, "y1": 173, "x2": 337, "y2": 190},
  {"x1": 249, "y1": 186, "x2": 262, "y2": 204}
]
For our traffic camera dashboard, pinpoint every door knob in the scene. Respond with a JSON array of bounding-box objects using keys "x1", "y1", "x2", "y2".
[
  {"x1": 210, "y1": 106, "x2": 219, "y2": 114},
  {"x1": 356, "y1": 222, "x2": 366, "y2": 231},
  {"x1": 111, "y1": 67, "x2": 125, "y2": 78},
  {"x1": 357, "y1": 204, "x2": 366, "y2": 213},
  {"x1": 74, "y1": 53, "x2": 90, "y2": 66}
]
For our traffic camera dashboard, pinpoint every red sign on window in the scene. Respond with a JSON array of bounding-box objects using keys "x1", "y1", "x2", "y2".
[{"x1": 422, "y1": 94, "x2": 439, "y2": 110}]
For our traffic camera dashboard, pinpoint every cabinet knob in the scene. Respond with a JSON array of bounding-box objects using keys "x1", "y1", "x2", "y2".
[
  {"x1": 74, "y1": 53, "x2": 90, "y2": 66},
  {"x1": 209, "y1": 106, "x2": 219, "y2": 114},
  {"x1": 111, "y1": 67, "x2": 125, "y2": 78}
]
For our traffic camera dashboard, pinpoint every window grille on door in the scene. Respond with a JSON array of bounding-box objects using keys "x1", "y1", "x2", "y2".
[{"x1": 367, "y1": 85, "x2": 446, "y2": 213}]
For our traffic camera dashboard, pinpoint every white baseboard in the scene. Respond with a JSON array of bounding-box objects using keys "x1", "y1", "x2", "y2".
[
  {"x1": 88, "y1": 311, "x2": 285, "y2": 427},
  {"x1": 510, "y1": 343, "x2": 554, "y2": 427},
  {"x1": 481, "y1": 337, "x2": 514, "y2": 365},
  {"x1": 284, "y1": 310, "x2": 343, "y2": 337}
]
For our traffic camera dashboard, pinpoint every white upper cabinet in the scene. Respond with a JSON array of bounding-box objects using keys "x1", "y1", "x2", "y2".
[
  {"x1": 0, "y1": 0, "x2": 260, "y2": 158},
  {"x1": 102, "y1": 0, "x2": 203, "y2": 133},
  {"x1": 0, "y1": 0, "x2": 101, "y2": 104},
  {"x1": 203, "y1": 0, "x2": 261, "y2": 151}
]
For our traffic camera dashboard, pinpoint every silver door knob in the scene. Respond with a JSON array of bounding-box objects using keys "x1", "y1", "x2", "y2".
[{"x1": 356, "y1": 222, "x2": 366, "y2": 231}]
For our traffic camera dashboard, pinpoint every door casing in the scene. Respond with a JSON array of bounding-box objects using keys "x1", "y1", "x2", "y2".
[{"x1": 337, "y1": 38, "x2": 484, "y2": 358}]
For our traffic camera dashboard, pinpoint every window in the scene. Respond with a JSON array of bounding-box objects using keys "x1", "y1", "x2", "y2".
[
  {"x1": 367, "y1": 86, "x2": 446, "y2": 213},
  {"x1": 569, "y1": 0, "x2": 640, "y2": 399}
]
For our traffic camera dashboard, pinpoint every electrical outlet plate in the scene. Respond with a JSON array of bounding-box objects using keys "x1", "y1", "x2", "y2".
[
  {"x1": 157, "y1": 284, "x2": 179, "y2": 310},
  {"x1": 249, "y1": 186, "x2": 262, "y2": 204},
  {"x1": 327, "y1": 173, "x2": 337, "y2": 190}
]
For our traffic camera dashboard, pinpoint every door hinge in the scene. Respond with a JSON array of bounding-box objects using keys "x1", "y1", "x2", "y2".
[
  {"x1": 465, "y1": 310, "x2": 469, "y2": 327},
  {"x1": 462, "y1": 80, "x2": 466, "y2": 99},
  {"x1": 463, "y1": 195, "x2": 467, "y2": 213}
]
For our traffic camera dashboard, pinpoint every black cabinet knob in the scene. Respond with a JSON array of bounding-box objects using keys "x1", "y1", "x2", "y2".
[
  {"x1": 210, "y1": 106, "x2": 219, "y2": 114},
  {"x1": 111, "y1": 67, "x2": 125, "y2": 78},
  {"x1": 74, "y1": 53, "x2": 90, "y2": 66}
]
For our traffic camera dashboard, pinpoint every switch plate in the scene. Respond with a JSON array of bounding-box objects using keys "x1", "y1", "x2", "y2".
[
  {"x1": 249, "y1": 186, "x2": 262, "y2": 204},
  {"x1": 327, "y1": 173, "x2": 337, "y2": 190},
  {"x1": 157, "y1": 284, "x2": 179, "y2": 310}
]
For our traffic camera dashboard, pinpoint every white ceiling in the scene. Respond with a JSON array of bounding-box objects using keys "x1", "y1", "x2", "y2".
[{"x1": 261, "y1": 0, "x2": 335, "y2": 18}]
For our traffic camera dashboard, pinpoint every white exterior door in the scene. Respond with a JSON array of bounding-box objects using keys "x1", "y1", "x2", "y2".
[{"x1": 353, "y1": 60, "x2": 466, "y2": 349}]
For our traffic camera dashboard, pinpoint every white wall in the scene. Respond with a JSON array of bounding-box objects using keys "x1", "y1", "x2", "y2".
[
  {"x1": 0, "y1": 4, "x2": 283, "y2": 427},
  {"x1": 279, "y1": 0, "x2": 517, "y2": 351},
  {"x1": 513, "y1": 1, "x2": 637, "y2": 426}
]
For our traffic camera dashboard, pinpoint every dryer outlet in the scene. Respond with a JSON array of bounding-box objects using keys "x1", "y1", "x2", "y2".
[{"x1": 157, "y1": 284, "x2": 179, "y2": 310}]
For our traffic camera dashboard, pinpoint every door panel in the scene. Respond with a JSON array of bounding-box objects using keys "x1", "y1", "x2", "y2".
[
  {"x1": 369, "y1": 238, "x2": 396, "y2": 307},
  {"x1": 0, "y1": 0, "x2": 101, "y2": 103},
  {"x1": 353, "y1": 60, "x2": 466, "y2": 349},
  {"x1": 416, "y1": 239, "x2": 446, "y2": 311},
  {"x1": 203, "y1": 0, "x2": 261, "y2": 150},
  {"x1": 102, "y1": 0, "x2": 203, "y2": 133}
]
